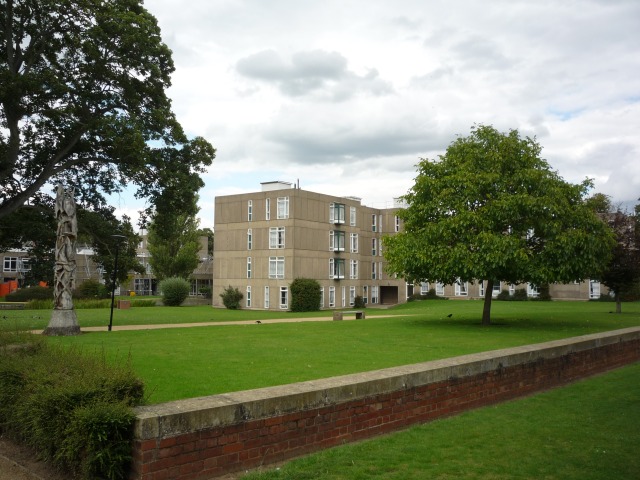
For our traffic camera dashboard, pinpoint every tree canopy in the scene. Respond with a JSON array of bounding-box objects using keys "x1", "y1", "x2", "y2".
[
  {"x1": 0, "y1": 0, "x2": 215, "y2": 220},
  {"x1": 383, "y1": 125, "x2": 615, "y2": 325}
]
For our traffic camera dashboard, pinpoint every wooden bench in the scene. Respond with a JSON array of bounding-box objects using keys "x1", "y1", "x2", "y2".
[
  {"x1": 0, "y1": 302, "x2": 27, "y2": 310},
  {"x1": 332, "y1": 310, "x2": 365, "y2": 320}
]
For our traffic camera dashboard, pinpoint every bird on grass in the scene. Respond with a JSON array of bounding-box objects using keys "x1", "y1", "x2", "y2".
[
  {"x1": 256, "y1": 320, "x2": 262, "y2": 324},
  {"x1": 447, "y1": 314, "x2": 453, "y2": 318}
]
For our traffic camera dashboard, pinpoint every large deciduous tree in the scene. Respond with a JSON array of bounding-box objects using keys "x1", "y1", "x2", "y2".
[
  {"x1": 383, "y1": 125, "x2": 615, "y2": 326},
  {"x1": 0, "y1": 0, "x2": 215, "y2": 219}
]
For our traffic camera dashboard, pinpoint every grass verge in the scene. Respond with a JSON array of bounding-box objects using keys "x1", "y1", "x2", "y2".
[{"x1": 240, "y1": 362, "x2": 640, "y2": 479}]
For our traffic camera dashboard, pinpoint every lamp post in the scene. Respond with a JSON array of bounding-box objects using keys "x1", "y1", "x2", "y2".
[{"x1": 108, "y1": 235, "x2": 127, "y2": 332}]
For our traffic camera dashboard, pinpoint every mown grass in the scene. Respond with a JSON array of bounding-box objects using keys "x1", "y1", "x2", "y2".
[
  {"x1": 240, "y1": 363, "x2": 640, "y2": 480},
  {"x1": 31, "y1": 300, "x2": 640, "y2": 404}
]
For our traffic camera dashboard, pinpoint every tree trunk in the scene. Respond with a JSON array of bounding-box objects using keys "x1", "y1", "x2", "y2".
[{"x1": 482, "y1": 279, "x2": 493, "y2": 326}]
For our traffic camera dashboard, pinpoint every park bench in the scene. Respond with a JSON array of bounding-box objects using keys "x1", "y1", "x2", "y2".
[
  {"x1": 0, "y1": 302, "x2": 27, "y2": 310},
  {"x1": 332, "y1": 310, "x2": 365, "y2": 320}
]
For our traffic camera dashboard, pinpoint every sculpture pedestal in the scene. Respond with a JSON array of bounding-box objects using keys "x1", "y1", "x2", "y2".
[{"x1": 43, "y1": 309, "x2": 81, "y2": 336}]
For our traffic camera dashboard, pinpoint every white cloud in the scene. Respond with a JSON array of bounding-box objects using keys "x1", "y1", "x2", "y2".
[{"x1": 137, "y1": 0, "x2": 640, "y2": 228}]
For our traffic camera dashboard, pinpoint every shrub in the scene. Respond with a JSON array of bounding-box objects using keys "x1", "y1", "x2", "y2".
[
  {"x1": 0, "y1": 331, "x2": 144, "y2": 479},
  {"x1": 512, "y1": 288, "x2": 528, "y2": 301},
  {"x1": 5, "y1": 286, "x2": 52, "y2": 302},
  {"x1": 75, "y1": 279, "x2": 110, "y2": 299},
  {"x1": 496, "y1": 289, "x2": 512, "y2": 301},
  {"x1": 536, "y1": 284, "x2": 552, "y2": 301},
  {"x1": 159, "y1": 277, "x2": 190, "y2": 306},
  {"x1": 220, "y1": 286, "x2": 243, "y2": 309},
  {"x1": 199, "y1": 286, "x2": 212, "y2": 299},
  {"x1": 353, "y1": 295, "x2": 366, "y2": 309},
  {"x1": 290, "y1": 278, "x2": 321, "y2": 312}
]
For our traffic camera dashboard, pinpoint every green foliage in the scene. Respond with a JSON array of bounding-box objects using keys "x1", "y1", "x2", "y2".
[
  {"x1": 0, "y1": 0, "x2": 215, "y2": 223},
  {"x1": 220, "y1": 286, "x2": 243, "y2": 309},
  {"x1": 512, "y1": 288, "x2": 528, "y2": 301},
  {"x1": 5, "y1": 286, "x2": 52, "y2": 302},
  {"x1": 76, "y1": 279, "x2": 110, "y2": 299},
  {"x1": 0, "y1": 332, "x2": 144, "y2": 479},
  {"x1": 384, "y1": 124, "x2": 615, "y2": 325},
  {"x1": 199, "y1": 286, "x2": 213, "y2": 299},
  {"x1": 410, "y1": 288, "x2": 448, "y2": 301},
  {"x1": 23, "y1": 298, "x2": 157, "y2": 310},
  {"x1": 353, "y1": 295, "x2": 366, "y2": 309},
  {"x1": 496, "y1": 290, "x2": 512, "y2": 301},
  {"x1": 290, "y1": 278, "x2": 322, "y2": 312},
  {"x1": 159, "y1": 277, "x2": 190, "y2": 306}
]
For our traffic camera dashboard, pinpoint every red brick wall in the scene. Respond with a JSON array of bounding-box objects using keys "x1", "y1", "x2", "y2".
[{"x1": 130, "y1": 329, "x2": 640, "y2": 480}]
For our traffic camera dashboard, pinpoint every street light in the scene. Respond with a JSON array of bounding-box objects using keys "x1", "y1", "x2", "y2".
[{"x1": 108, "y1": 235, "x2": 127, "y2": 332}]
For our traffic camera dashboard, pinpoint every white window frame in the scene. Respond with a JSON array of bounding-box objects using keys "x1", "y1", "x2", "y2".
[
  {"x1": 269, "y1": 226, "x2": 285, "y2": 249},
  {"x1": 395, "y1": 215, "x2": 400, "y2": 232},
  {"x1": 350, "y1": 206, "x2": 357, "y2": 226},
  {"x1": 247, "y1": 200, "x2": 253, "y2": 221},
  {"x1": 246, "y1": 286, "x2": 252, "y2": 307},
  {"x1": 527, "y1": 283, "x2": 539, "y2": 298},
  {"x1": 455, "y1": 279, "x2": 468, "y2": 296},
  {"x1": 350, "y1": 233, "x2": 358, "y2": 253},
  {"x1": 264, "y1": 286, "x2": 270, "y2": 309},
  {"x1": 349, "y1": 286, "x2": 356, "y2": 306},
  {"x1": 350, "y1": 260, "x2": 358, "y2": 279},
  {"x1": 372, "y1": 238, "x2": 377, "y2": 256},
  {"x1": 589, "y1": 280, "x2": 601, "y2": 299},
  {"x1": 363, "y1": 285, "x2": 369, "y2": 304},
  {"x1": 342, "y1": 286, "x2": 346, "y2": 307},
  {"x1": 420, "y1": 282, "x2": 429, "y2": 295},
  {"x1": 329, "y1": 286, "x2": 336, "y2": 307},
  {"x1": 265, "y1": 198, "x2": 271, "y2": 220},
  {"x1": 371, "y1": 262, "x2": 377, "y2": 280},
  {"x1": 277, "y1": 197, "x2": 289, "y2": 219},
  {"x1": 372, "y1": 214, "x2": 377, "y2": 232},
  {"x1": 268, "y1": 256, "x2": 285, "y2": 279},
  {"x1": 492, "y1": 282, "x2": 501, "y2": 297},
  {"x1": 371, "y1": 285, "x2": 379, "y2": 304},
  {"x1": 436, "y1": 282, "x2": 445, "y2": 296},
  {"x1": 329, "y1": 230, "x2": 345, "y2": 252},
  {"x1": 320, "y1": 287, "x2": 324, "y2": 308},
  {"x1": 279, "y1": 286, "x2": 288, "y2": 309},
  {"x1": 247, "y1": 256, "x2": 252, "y2": 279},
  {"x1": 329, "y1": 258, "x2": 345, "y2": 279},
  {"x1": 330, "y1": 203, "x2": 345, "y2": 224},
  {"x1": 247, "y1": 228, "x2": 252, "y2": 250}
]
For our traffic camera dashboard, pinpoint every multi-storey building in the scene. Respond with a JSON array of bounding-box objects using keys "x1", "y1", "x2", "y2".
[
  {"x1": 213, "y1": 181, "x2": 608, "y2": 309},
  {"x1": 213, "y1": 181, "x2": 407, "y2": 310}
]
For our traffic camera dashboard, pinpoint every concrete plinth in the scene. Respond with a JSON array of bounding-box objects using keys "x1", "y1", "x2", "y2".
[{"x1": 43, "y1": 309, "x2": 81, "y2": 336}]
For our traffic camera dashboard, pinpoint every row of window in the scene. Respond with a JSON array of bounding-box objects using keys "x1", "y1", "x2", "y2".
[
  {"x1": 3, "y1": 257, "x2": 30, "y2": 272},
  {"x1": 246, "y1": 256, "x2": 384, "y2": 281},
  {"x1": 247, "y1": 198, "x2": 401, "y2": 233},
  {"x1": 244, "y1": 285, "x2": 380, "y2": 309},
  {"x1": 417, "y1": 280, "x2": 601, "y2": 299}
]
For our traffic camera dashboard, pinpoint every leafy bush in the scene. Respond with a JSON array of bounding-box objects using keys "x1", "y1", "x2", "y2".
[
  {"x1": 220, "y1": 285, "x2": 243, "y2": 309},
  {"x1": 290, "y1": 278, "x2": 321, "y2": 312},
  {"x1": 159, "y1": 277, "x2": 190, "y2": 306},
  {"x1": 353, "y1": 295, "x2": 366, "y2": 309},
  {"x1": 0, "y1": 332, "x2": 144, "y2": 479},
  {"x1": 75, "y1": 279, "x2": 110, "y2": 299},
  {"x1": 496, "y1": 289, "x2": 512, "y2": 301},
  {"x1": 535, "y1": 284, "x2": 552, "y2": 301},
  {"x1": 409, "y1": 289, "x2": 448, "y2": 301},
  {"x1": 5, "y1": 286, "x2": 52, "y2": 302},
  {"x1": 512, "y1": 288, "x2": 528, "y2": 301},
  {"x1": 199, "y1": 286, "x2": 212, "y2": 299}
]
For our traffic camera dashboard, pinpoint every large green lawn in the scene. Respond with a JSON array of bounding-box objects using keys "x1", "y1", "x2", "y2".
[{"x1": 25, "y1": 300, "x2": 640, "y2": 404}]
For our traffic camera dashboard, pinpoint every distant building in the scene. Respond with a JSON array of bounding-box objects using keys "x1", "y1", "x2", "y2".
[{"x1": 212, "y1": 182, "x2": 607, "y2": 309}]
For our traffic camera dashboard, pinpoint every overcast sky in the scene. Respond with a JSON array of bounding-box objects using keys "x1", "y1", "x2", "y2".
[{"x1": 121, "y1": 0, "x2": 640, "y2": 229}]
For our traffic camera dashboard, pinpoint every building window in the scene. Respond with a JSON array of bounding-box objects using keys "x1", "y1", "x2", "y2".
[
  {"x1": 527, "y1": 283, "x2": 539, "y2": 298},
  {"x1": 329, "y1": 286, "x2": 335, "y2": 307},
  {"x1": 350, "y1": 260, "x2": 358, "y2": 279},
  {"x1": 329, "y1": 230, "x2": 345, "y2": 252},
  {"x1": 371, "y1": 285, "x2": 379, "y2": 304},
  {"x1": 436, "y1": 282, "x2": 445, "y2": 296},
  {"x1": 509, "y1": 283, "x2": 516, "y2": 295},
  {"x1": 342, "y1": 286, "x2": 346, "y2": 307},
  {"x1": 269, "y1": 227, "x2": 285, "y2": 249},
  {"x1": 330, "y1": 203, "x2": 345, "y2": 224},
  {"x1": 277, "y1": 197, "x2": 289, "y2": 219},
  {"x1": 329, "y1": 258, "x2": 345, "y2": 279},
  {"x1": 349, "y1": 286, "x2": 356, "y2": 306},
  {"x1": 363, "y1": 285, "x2": 369, "y2": 304},
  {"x1": 320, "y1": 287, "x2": 324, "y2": 308},
  {"x1": 269, "y1": 257, "x2": 285, "y2": 279},
  {"x1": 247, "y1": 228, "x2": 252, "y2": 250},
  {"x1": 371, "y1": 262, "x2": 377, "y2": 280},
  {"x1": 372, "y1": 238, "x2": 377, "y2": 256},
  {"x1": 492, "y1": 282, "x2": 501, "y2": 297},
  {"x1": 248, "y1": 200, "x2": 253, "y2": 221},
  {"x1": 246, "y1": 286, "x2": 252, "y2": 307},
  {"x1": 350, "y1": 233, "x2": 358, "y2": 253},
  {"x1": 589, "y1": 280, "x2": 601, "y2": 299},
  {"x1": 350, "y1": 206, "x2": 357, "y2": 226},
  {"x1": 247, "y1": 257, "x2": 252, "y2": 278},
  {"x1": 264, "y1": 286, "x2": 270, "y2": 309},
  {"x1": 266, "y1": 198, "x2": 271, "y2": 220},
  {"x1": 3, "y1": 257, "x2": 30, "y2": 272},
  {"x1": 395, "y1": 215, "x2": 401, "y2": 232},
  {"x1": 279, "y1": 286, "x2": 288, "y2": 309},
  {"x1": 420, "y1": 282, "x2": 429, "y2": 295},
  {"x1": 455, "y1": 279, "x2": 468, "y2": 296}
]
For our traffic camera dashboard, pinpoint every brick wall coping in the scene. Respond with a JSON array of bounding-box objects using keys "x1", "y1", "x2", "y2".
[{"x1": 133, "y1": 326, "x2": 640, "y2": 441}]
